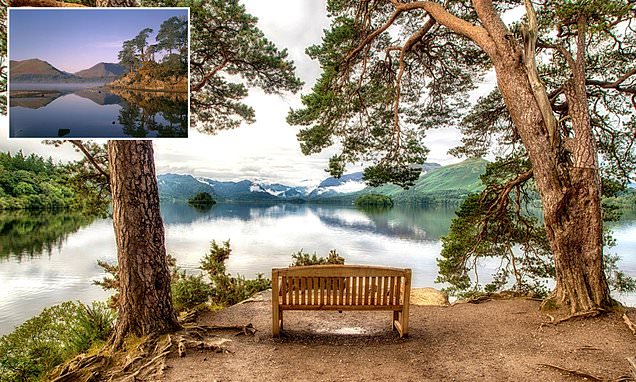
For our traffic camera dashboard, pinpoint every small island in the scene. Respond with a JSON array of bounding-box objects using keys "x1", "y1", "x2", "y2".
[
  {"x1": 187, "y1": 192, "x2": 216, "y2": 209},
  {"x1": 354, "y1": 193, "x2": 394, "y2": 207}
]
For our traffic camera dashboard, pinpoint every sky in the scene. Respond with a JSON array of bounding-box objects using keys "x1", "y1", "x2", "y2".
[
  {"x1": 9, "y1": 8, "x2": 187, "y2": 73},
  {"x1": 1, "y1": 0, "x2": 471, "y2": 186}
]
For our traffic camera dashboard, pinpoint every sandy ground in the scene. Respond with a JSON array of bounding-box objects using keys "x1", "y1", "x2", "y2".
[{"x1": 163, "y1": 292, "x2": 636, "y2": 382}]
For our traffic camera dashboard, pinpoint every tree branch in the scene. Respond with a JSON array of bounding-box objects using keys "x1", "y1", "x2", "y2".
[
  {"x1": 401, "y1": 1, "x2": 495, "y2": 55},
  {"x1": 521, "y1": 0, "x2": 558, "y2": 149},
  {"x1": 69, "y1": 140, "x2": 110, "y2": 184},
  {"x1": 191, "y1": 57, "x2": 229, "y2": 92}
]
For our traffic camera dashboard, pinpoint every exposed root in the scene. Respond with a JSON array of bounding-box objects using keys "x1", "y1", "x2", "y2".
[
  {"x1": 627, "y1": 357, "x2": 636, "y2": 380},
  {"x1": 623, "y1": 314, "x2": 636, "y2": 335},
  {"x1": 538, "y1": 363, "x2": 603, "y2": 381},
  {"x1": 48, "y1": 324, "x2": 252, "y2": 381},
  {"x1": 540, "y1": 308, "x2": 605, "y2": 329}
]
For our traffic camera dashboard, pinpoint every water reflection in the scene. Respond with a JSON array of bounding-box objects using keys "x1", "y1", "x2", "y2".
[
  {"x1": 9, "y1": 86, "x2": 187, "y2": 138},
  {"x1": 112, "y1": 88, "x2": 187, "y2": 138},
  {"x1": 0, "y1": 211, "x2": 95, "y2": 260}
]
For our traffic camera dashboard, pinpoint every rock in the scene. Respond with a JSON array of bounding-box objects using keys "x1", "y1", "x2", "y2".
[{"x1": 410, "y1": 287, "x2": 449, "y2": 306}]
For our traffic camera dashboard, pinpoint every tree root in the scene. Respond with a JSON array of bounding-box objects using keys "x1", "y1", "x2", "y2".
[
  {"x1": 540, "y1": 308, "x2": 605, "y2": 328},
  {"x1": 623, "y1": 314, "x2": 636, "y2": 335},
  {"x1": 48, "y1": 324, "x2": 253, "y2": 381},
  {"x1": 538, "y1": 363, "x2": 603, "y2": 381}
]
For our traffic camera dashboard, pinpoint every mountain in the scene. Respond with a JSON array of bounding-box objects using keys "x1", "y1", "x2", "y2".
[
  {"x1": 156, "y1": 160, "x2": 485, "y2": 205},
  {"x1": 74, "y1": 63, "x2": 125, "y2": 79},
  {"x1": 307, "y1": 172, "x2": 366, "y2": 199},
  {"x1": 157, "y1": 174, "x2": 308, "y2": 203},
  {"x1": 10, "y1": 59, "x2": 124, "y2": 83},
  {"x1": 157, "y1": 174, "x2": 217, "y2": 202},
  {"x1": 10, "y1": 59, "x2": 77, "y2": 82}
]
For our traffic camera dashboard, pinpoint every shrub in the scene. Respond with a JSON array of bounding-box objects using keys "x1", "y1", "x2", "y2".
[
  {"x1": 171, "y1": 273, "x2": 213, "y2": 311},
  {"x1": 200, "y1": 240, "x2": 271, "y2": 306},
  {"x1": 0, "y1": 301, "x2": 115, "y2": 382},
  {"x1": 290, "y1": 249, "x2": 344, "y2": 266}
]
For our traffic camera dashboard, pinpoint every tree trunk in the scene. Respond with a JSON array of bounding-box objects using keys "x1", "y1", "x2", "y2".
[
  {"x1": 108, "y1": 141, "x2": 181, "y2": 347},
  {"x1": 489, "y1": 46, "x2": 611, "y2": 312}
]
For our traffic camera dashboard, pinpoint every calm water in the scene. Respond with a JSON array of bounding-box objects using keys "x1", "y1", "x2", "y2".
[
  {"x1": 0, "y1": 203, "x2": 634, "y2": 334},
  {"x1": 9, "y1": 83, "x2": 187, "y2": 138}
]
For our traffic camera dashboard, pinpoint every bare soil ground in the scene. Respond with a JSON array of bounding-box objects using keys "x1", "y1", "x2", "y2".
[{"x1": 163, "y1": 292, "x2": 636, "y2": 382}]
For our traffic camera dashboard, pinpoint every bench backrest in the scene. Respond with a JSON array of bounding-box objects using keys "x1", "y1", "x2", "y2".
[{"x1": 272, "y1": 265, "x2": 411, "y2": 308}]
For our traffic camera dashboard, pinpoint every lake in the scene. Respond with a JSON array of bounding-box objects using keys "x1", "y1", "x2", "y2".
[
  {"x1": 9, "y1": 83, "x2": 188, "y2": 138},
  {"x1": 0, "y1": 203, "x2": 634, "y2": 334}
]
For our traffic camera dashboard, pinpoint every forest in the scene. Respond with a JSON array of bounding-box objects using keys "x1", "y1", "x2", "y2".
[{"x1": 0, "y1": 151, "x2": 89, "y2": 210}]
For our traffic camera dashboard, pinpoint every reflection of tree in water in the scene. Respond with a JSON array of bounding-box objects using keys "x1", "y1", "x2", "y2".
[
  {"x1": 112, "y1": 89, "x2": 187, "y2": 137},
  {"x1": 0, "y1": 211, "x2": 96, "y2": 260}
]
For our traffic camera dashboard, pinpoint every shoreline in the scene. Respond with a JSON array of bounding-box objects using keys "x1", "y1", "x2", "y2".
[{"x1": 106, "y1": 85, "x2": 188, "y2": 94}]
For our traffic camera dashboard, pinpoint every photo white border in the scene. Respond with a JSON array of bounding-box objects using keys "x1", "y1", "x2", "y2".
[{"x1": 7, "y1": 6, "x2": 191, "y2": 141}]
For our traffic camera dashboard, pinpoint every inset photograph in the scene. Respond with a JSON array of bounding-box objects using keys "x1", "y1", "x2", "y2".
[{"x1": 8, "y1": 8, "x2": 189, "y2": 139}]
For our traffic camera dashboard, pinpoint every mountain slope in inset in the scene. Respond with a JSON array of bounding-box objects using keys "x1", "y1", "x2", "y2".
[
  {"x1": 74, "y1": 63, "x2": 126, "y2": 79},
  {"x1": 10, "y1": 59, "x2": 76, "y2": 82}
]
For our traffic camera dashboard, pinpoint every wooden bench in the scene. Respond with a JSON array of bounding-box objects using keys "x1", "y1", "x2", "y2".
[{"x1": 272, "y1": 265, "x2": 411, "y2": 337}]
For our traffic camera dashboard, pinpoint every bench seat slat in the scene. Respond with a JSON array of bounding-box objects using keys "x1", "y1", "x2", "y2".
[{"x1": 278, "y1": 304, "x2": 404, "y2": 311}]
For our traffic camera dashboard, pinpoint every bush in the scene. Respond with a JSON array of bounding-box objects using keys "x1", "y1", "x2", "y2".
[
  {"x1": 290, "y1": 249, "x2": 344, "y2": 266},
  {"x1": 200, "y1": 240, "x2": 271, "y2": 306},
  {"x1": 171, "y1": 273, "x2": 213, "y2": 311},
  {"x1": 0, "y1": 301, "x2": 115, "y2": 382}
]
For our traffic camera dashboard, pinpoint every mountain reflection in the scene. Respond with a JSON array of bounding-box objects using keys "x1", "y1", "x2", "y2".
[{"x1": 159, "y1": 202, "x2": 455, "y2": 242}]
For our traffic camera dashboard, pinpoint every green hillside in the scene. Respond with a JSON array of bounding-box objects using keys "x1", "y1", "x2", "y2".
[{"x1": 361, "y1": 158, "x2": 488, "y2": 205}]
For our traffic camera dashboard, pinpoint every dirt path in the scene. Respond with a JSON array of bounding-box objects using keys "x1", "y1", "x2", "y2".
[{"x1": 164, "y1": 292, "x2": 636, "y2": 382}]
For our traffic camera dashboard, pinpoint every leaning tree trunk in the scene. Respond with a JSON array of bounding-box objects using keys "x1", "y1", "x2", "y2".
[
  {"x1": 487, "y1": 30, "x2": 611, "y2": 313},
  {"x1": 108, "y1": 141, "x2": 181, "y2": 347}
]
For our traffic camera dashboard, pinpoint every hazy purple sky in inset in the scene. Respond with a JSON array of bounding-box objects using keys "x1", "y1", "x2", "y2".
[{"x1": 9, "y1": 8, "x2": 187, "y2": 73}]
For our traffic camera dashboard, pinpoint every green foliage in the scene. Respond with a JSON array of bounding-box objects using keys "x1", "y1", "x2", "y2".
[
  {"x1": 117, "y1": 17, "x2": 187, "y2": 84},
  {"x1": 200, "y1": 240, "x2": 271, "y2": 306},
  {"x1": 438, "y1": 157, "x2": 636, "y2": 298},
  {"x1": 156, "y1": 16, "x2": 187, "y2": 58},
  {"x1": 171, "y1": 272, "x2": 213, "y2": 311},
  {"x1": 0, "y1": 301, "x2": 115, "y2": 382},
  {"x1": 0, "y1": 151, "x2": 106, "y2": 213},
  {"x1": 605, "y1": 253, "x2": 636, "y2": 295},
  {"x1": 290, "y1": 249, "x2": 345, "y2": 266},
  {"x1": 437, "y1": 158, "x2": 553, "y2": 298},
  {"x1": 187, "y1": 192, "x2": 216, "y2": 210},
  {"x1": 141, "y1": 0, "x2": 302, "y2": 132},
  {"x1": 355, "y1": 193, "x2": 393, "y2": 207}
]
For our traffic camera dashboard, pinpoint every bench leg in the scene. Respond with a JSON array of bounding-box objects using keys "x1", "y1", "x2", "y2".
[
  {"x1": 273, "y1": 308, "x2": 283, "y2": 337},
  {"x1": 392, "y1": 310, "x2": 408, "y2": 338},
  {"x1": 392, "y1": 311, "x2": 399, "y2": 332}
]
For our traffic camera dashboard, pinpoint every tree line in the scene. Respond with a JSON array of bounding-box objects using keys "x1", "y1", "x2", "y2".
[
  {"x1": 117, "y1": 15, "x2": 187, "y2": 79},
  {"x1": 0, "y1": 151, "x2": 103, "y2": 211}
]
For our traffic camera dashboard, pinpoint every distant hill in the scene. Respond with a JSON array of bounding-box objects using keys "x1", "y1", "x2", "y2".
[
  {"x1": 156, "y1": 160, "x2": 486, "y2": 205},
  {"x1": 10, "y1": 59, "x2": 77, "y2": 82},
  {"x1": 10, "y1": 59, "x2": 124, "y2": 83},
  {"x1": 74, "y1": 63, "x2": 125, "y2": 79},
  {"x1": 157, "y1": 174, "x2": 217, "y2": 202}
]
